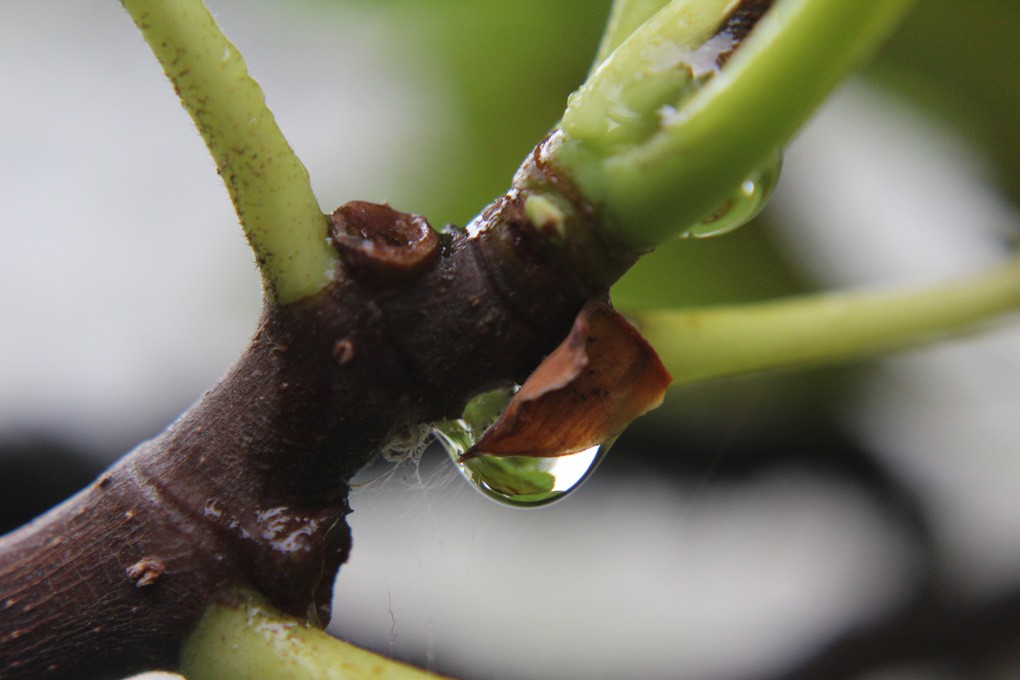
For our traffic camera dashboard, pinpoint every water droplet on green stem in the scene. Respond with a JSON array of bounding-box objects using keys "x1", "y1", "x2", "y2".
[{"x1": 683, "y1": 152, "x2": 783, "y2": 239}]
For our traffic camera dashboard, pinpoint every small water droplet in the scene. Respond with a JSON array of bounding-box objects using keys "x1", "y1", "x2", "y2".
[
  {"x1": 434, "y1": 388, "x2": 611, "y2": 507},
  {"x1": 683, "y1": 152, "x2": 783, "y2": 239}
]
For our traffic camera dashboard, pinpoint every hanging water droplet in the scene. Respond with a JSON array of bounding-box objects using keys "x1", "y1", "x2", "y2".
[
  {"x1": 433, "y1": 388, "x2": 612, "y2": 507},
  {"x1": 683, "y1": 152, "x2": 783, "y2": 239}
]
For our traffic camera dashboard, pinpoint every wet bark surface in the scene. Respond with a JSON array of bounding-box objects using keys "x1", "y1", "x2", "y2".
[{"x1": 0, "y1": 177, "x2": 607, "y2": 678}]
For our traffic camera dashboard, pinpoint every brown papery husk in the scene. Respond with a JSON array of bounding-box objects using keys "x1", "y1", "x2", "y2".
[{"x1": 462, "y1": 300, "x2": 672, "y2": 460}]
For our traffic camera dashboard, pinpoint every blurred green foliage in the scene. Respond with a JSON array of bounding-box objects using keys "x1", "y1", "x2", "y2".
[
  {"x1": 874, "y1": 0, "x2": 1020, "y2": 204},
  {"x1": 303, "y1": 1, "x2": 1017, "y2": 306},
  {"x1": 330, "y1": 0, "x2": 611, "y2": 227}
]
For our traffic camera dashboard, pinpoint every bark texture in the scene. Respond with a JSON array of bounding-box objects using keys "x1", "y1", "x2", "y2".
[{"x1": 0, "y1": 166, "x2": 611, "y2": 678}]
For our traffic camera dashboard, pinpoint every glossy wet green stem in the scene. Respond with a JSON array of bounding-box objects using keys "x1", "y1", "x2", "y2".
[
  {"x1": 555, "y1": 0, "x2": 918, "y2": 253},
  {"x1": 180, "y1": 591, "x2": 445, "y2": 680},
  {"x1": 565, "y1": 0, "x2": 740, "y2": 156},
  {"x1": 120, "y1": 0, "x2": 336, "y2": 303},
  {"x1": 634, "y1": 258, "x2": 1020, "y2": 383},
  {"x1": 591, "y1": 0, "x2": 673, "y2": 68}
]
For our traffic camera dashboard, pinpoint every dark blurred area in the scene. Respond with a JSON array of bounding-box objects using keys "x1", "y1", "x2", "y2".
[{"x1": 0, "y1": 437, "x2": 103, "y2": 535}]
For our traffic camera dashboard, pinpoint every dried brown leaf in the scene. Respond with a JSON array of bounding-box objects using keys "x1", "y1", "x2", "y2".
[{"x1": 462, "y1": 300, "x2": 672, "y2": 460}]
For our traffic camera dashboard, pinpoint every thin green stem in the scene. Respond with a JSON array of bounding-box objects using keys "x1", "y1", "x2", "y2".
[
  {"x1": 591, "y1": 0, "x2": 674, "y2": 68},
  {"x1": 565, "y1": 0, "x2": 739, "y2": 156},
  {"x1": 554, "y1": 0, "x2": 917, "y2": 253},
  {"x1": 180, "y1": 590, "x2": 445, "y2": 679},
  {"x1": 120, "y1": 0, "x2": 337, "y2": 304},
  {"x1": 631, "y1": 258, "x2": 1020, "y2": 384}
]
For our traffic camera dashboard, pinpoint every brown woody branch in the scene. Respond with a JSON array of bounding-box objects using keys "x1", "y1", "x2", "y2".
[{"x1": 0, "y1": 151, "x2": 618, "y2": 678}]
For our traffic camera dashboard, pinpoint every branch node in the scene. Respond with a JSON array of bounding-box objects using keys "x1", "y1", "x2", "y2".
[{"x1": 330, "y1": 202, "x2": 440, "y2": 283}]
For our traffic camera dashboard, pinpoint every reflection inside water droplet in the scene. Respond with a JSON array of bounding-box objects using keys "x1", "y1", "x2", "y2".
[
  {"x1": 683, "y1": 151, "x2": 783, "y2": 239},
  {"x1": 433, "y1": 388, "x2": 611, "y2": 507}
]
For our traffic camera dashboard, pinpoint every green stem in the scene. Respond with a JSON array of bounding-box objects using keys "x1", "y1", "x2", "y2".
[
  {"x1": 591, "y1": 0, "x2": 674, "y2": 68},
  {"x1": 565, "y1": 0, "x2": 740, "y2": 156},
  {"x1": 631, "y1": 258, "x2": 1020, "y2": 384},
  {"x1": 120, "y1": 0, "x2": 337, "y2": 304},
  {"x1": 554, "y1": 0, "x2": 917, "y2": 253},
  {"x1": 180, "y1": 590, "x2": 445, "y2": 679}
]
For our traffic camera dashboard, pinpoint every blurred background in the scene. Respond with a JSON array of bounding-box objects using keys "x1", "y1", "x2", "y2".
[{"x1": 2, "y1": 1, "x2": 1019, "y2": 678}]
